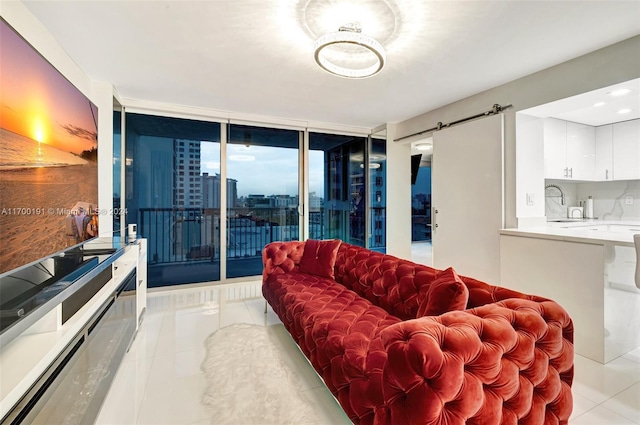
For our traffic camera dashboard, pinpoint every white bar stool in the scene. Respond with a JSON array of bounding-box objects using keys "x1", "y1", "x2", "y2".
[{"x1": 635, "y1": 234, "x2": 640, "y2": 289}]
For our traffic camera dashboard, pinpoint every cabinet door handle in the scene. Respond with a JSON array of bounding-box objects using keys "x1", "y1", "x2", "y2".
[
  {"x1": 606, "y1": 169, "x2": 609, "y2": 180},
  {"x1": 563, "y1": 168, "x2": 567, "y2": 178},
  {"x1": 569, "y1": 168, "x2": 573, "y2": 178}
]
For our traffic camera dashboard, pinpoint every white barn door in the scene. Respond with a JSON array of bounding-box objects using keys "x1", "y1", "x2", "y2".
[{"x1": 432, "y1": 114, "x2": 504, "y2": 284}]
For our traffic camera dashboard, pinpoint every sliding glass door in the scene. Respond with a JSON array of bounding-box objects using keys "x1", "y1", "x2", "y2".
[
  {"x1": 125, "y1": 113, "x2": 221, "y2": 287},
  {"x1": 122, "y1": 113, "x2": 386, "y2": 286},
  {"x1": 369, "y1": 135, "x2": 387, "y2": 251},
  {"x1": 309, "y1": 133, "x2": 367, "y2": 245},
  {"x1": 226, "y1": 124, "x2": 301, "y2": 278}
]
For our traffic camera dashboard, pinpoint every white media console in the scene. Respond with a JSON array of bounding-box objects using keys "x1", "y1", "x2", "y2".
[{"x1": 0, "y1": 238, "x2": 147, "y2": 424}]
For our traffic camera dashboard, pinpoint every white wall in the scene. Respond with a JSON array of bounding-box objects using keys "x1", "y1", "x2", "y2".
[
  {"x1": 385, "y1": 124, "x2": 412, "y2": 259},
  {"x1": 515, "y1": 113, "x2": 545, "y2": 222},
  {"x1": 395, "y1": 35, "x2": 640, "y2": 232}
]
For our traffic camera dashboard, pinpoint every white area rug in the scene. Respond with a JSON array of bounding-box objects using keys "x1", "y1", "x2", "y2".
[{"x1": 201, "y1": 323, "x2": 324, "y2": 425}]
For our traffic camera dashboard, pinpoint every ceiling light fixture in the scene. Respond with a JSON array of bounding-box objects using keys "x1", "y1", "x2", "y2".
[
  {"x1": 593, "y1": 101, "x2": 606, "y2": 107},
  {"x1": 314, "y1": 22, "x2": 386, "y2": 78},
  {"x1": 360, "y1": 163, "x2": 381, "y2": 169},
  {"x1": 617, "y1": 108, "x2": 632, "y2": 114},
  {"x1": 414, "y1": 143, "x2": 432, "y2": 151},
  {"x1": 610, "y1": 88, "x2": 631, "y2": 96}
]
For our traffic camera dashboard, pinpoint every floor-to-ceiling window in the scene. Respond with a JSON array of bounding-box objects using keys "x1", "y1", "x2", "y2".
[
  {"x1": 113, "y1": 105, "x2": 122, "y2": 235},
  {"x1": 309, "y1": 132, "x2": 376, "y2": 247},
  {"x1": 369, "y1": 136, "x2": 387, "y2": 251},
  {"x1": 226, "y1": 124, "x2": 301, "y2": 278},
  {"x1": 121, "y1": 113, "x2": 386, "y2": 285},
  {"x1": 125, "y1": 113, "x2": 221, "y2": 287}
]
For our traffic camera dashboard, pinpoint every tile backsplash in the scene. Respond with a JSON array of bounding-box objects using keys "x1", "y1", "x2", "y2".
[{"x1": 545, "y1": 180, "x2": 640, "y2": 220}]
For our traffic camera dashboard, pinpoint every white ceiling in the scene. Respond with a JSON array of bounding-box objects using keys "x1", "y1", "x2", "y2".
[
  {"x1": 20, "y1": 0, "x2": 640, "y2": 129},
  {"x1": 521, "y1": 78, "x2": 640, "y2": 126}
]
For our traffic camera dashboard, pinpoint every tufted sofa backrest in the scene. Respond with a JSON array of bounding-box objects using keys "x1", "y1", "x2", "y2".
[
  {"x1": 461, "y1": 275, "x2": 548, "y2": 308},
  {"x1": 263, "y1": 240, "x2": 549, "y2": 320},
  {"x1": 261, "y1": 240, "x2": 305, "y2": 283},
  {"x1": 334, "y1": 242, "x2": 437, "y2": 320}
]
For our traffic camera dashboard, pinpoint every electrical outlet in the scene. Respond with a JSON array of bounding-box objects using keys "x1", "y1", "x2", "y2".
[
  {"x1": 625, "y1": 195, "x2": 634, "y2": 205},
  {"x1": 526, "y1": 193, "x2": 535, "y2": 206}
]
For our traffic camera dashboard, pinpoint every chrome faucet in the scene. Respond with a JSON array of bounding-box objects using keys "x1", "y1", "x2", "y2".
[{"x1": 545, "y1": 184, "x2": 565, "y2": 205}]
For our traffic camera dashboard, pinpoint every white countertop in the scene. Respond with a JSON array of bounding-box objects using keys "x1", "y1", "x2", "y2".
[{"x1": 500, "y1": 219, "x2": 640, "y2": 247}]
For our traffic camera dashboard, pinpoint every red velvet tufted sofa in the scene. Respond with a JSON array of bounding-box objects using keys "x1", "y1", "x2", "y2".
[{"x1": 262, "y1": 240, "x2": 574, "y2": 425}]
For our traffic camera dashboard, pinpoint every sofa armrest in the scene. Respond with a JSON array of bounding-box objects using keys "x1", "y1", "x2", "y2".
[
  {"x1": 262, "y1": 241, "x2": 306, "y2": 282},
  {"x1": 380, "y1": 299, "x2": 574, "y2": 425}
]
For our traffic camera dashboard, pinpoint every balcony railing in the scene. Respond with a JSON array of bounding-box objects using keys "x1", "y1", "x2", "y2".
[
  {"x1": 139, "y1": 208, "x2": 218, "y2": 265},
  {"x1": 138, "y1": 207, "x2": 385, "y2": 266},
  {"x1": 139, "y1": 207, "x2": 320, "y2": 265},
  {"x1": 226, "y1": 208, "x2": 301, "y2": 259}
]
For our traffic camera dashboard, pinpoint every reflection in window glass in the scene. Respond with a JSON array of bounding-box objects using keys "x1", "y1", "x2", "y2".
[
  {"x1": 369, "y1": 137, "x2": 386, "y2": 251},
  {"x1": 113, "y1": 110, "x2": 121, "y2": 234},
  {"x1": 309, "y1": 133, "x2": 374, "y2": 247},
  {"x1": 125, "y1": 113, "x2": 221, "y2": 287}
]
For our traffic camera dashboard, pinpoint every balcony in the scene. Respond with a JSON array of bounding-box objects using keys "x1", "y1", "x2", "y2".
[
  {"x1": 138, "y1": 208, "x2": 317, "y2": 285},
  {"x1": 137, "y1": 207, "x2": 385, "y2": 286}
]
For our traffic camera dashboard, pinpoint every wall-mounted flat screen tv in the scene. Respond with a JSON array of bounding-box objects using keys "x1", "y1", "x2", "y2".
[{"x1": 0, "y1": 19, "x2": 98, "y2": 275}]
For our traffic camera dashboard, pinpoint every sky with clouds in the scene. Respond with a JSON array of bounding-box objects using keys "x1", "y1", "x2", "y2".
[
  {"x1": 200, "y1": 143, "x2": 324, "y2": 197},
  {"x1": 0, "y1": 21, "x2": 97, "y2": 156}
]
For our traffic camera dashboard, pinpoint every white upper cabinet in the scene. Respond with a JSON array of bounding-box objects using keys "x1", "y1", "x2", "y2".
[
  {"x1": 544, "y1": 118, "x2": 639, "y2": 182},
  {"x1": 595, "y1": 125, "x2": 613, "y2": 180},
  {"x1": 566, "y1": 121, "x2": 595, "y2": 180},
  {"x1": 544, "y1": 118, "x2": 568, "y2": 179},
  {"x1": 543, "y1": 118, "x2": 595, "y2": 180},
  {"x1": 612, "y1": 119, "x2": 640, "y2": 180}
]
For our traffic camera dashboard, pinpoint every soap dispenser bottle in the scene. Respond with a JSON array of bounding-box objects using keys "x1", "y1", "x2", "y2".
[{"x1": 585, "y1": 196, "x2": 594, "y2": 219}]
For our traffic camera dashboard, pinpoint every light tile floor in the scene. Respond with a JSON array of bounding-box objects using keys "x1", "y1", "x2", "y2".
[
  {"x1": 95, "y1": 246, "x2": 640, "y2": 425},
  {"x1": 95, "y1": 282, "x2": 351, "y2": 425}
]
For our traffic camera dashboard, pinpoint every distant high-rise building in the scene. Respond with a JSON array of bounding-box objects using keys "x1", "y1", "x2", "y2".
[
  {"x1": 227, "y1": 179, "x2": 238, "y2": 208},
  {"x1": 246, "y1": 194, "x2": 270, "y2": 208},
  {"x1": 309, "y1": 192, "x2": 323, "y2": 212},
  {"x1": 174, "y1": 139, "x2": 202, "y2": 208},
  {"x1": 202, "y1": 173, "x2": 215, "y2": 207},
  {"x1": 271, "y1": 194, "x2": 298, "y2": 208},
  {"x1": 202, "y1": 173, "x2": 237, "y2": 208}
]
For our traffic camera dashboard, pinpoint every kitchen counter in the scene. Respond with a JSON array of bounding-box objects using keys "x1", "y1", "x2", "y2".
[
  {"x1": 500, "y1": 219, "x2": 640, "y2": 247},
  {"x1": 499, "y1": 219, "x2": 640, "y2": 363}
]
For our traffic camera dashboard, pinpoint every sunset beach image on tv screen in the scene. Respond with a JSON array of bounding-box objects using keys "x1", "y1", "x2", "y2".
[{"x1": 0, "y1": 19, "x2": 98, "y2": 275}]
